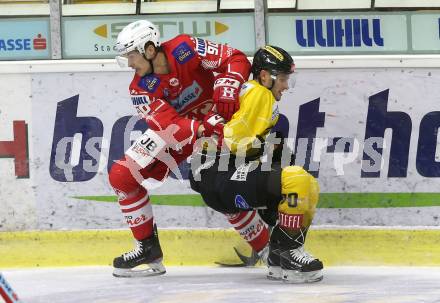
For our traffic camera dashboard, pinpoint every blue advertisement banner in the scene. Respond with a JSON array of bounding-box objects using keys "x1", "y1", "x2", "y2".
[
  {"x1": 0, "y1": 18, "x2": 50, "y2": 60},
  {"x1": 268, "y1": 13, "x2": 408, "y2": 54},
  {"x1": 62, "y1": 14, "x2": 255, "y2": 59}
]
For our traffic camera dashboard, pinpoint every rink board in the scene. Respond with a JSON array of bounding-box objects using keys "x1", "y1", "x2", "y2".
[
  {"x1": 2, "y1": 59, "x2": 440, "y2": 231},
  {"x1": 1, "y1": 228, "x2": 440, "y2": 268}
]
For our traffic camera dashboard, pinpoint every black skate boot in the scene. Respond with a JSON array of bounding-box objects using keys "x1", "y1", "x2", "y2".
[
  {"x1": 275, "y1": 225, "x2": 323, "y2": 283},
  {"x1": 113, "y1": 224, "x2": 166, "y2": 278},
  {"x1": 280, "y1": 245, "x2": 323, "y2": 283},
  {"x1": 266, "y1": 228, "x2": 281, "y2": 280}
]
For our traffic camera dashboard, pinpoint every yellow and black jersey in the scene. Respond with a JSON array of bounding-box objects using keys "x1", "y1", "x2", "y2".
[{"x1": 223, "y1": 80, "x2": 279, "y2": 157}]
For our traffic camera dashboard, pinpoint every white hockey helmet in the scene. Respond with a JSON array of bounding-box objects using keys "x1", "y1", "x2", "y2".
[{"x1": 115, "y1": 20, "x2": 160, "y2": 56}]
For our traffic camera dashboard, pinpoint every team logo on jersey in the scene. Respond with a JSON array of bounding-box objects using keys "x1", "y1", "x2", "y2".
[
  {"x1": 170, "y1": 81, "x2": 203, "y2": 111},
  {"x1": 139, "y1": 75, "x2": 161, "y2": 93},
  {"x1": 169, "y1": 77, "x2": 179, "y2": 87},
  {"x1": 172, "y1": 42, "x2": 194, "y2": 64},
  {"x1": 230, "y1": 163, "x2": 255, "y2": 181},
  {"x1": 234, "y1": 194, "x2": 251, "y2": 209},
  {"x1": 272, "y1": 104, "x2": 279, "y2": 121}
]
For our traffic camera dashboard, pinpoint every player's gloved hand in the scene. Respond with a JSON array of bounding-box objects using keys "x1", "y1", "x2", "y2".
[
  {"x1": 201, "y1": 111, "x2": 225, "y2": 138},
  {"x1": 212, "y1": 74, "x2": 242, "y2": 121}
]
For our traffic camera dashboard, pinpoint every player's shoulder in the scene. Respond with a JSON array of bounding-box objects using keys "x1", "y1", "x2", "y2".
[
  {"x1": 162, "y1": 34, "x2": 195, "y2": 50},
  {"x1": 240, "y1": 80, "x2": 272, "y2": 99},
  {"x1": 240, "y1": 80, "x2": 274, "y2": 110},
  {"x1": 163, "y1": 34, "x2": 197, "y2": 65},
  {"x1": 174, "y1": 34, "x2": 193, "y2": 43}
]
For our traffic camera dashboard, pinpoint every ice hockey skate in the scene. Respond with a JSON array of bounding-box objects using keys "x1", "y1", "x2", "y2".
[
  {"x1": 113, "y1": 225, "x2": 166, "y2": 278},
  {"x1": 280, "y1": 245, "x2": 323, "y2": 283},
  {"x1": 266, "y1": 241, "x2": 282, "y2": 280}
]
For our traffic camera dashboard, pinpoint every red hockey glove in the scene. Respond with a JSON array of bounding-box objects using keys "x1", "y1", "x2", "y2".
[
  {"x1": 201, "y1": 111, "x2": 225, "y2": 138},
  {"x1": 212, "y1": 74, "x2": 242, "y2": 121},
  {"x1": 200, "y1": 111, "x2": 225, "y2": 149}
]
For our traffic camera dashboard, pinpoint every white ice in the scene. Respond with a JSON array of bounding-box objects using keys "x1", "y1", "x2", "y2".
[{"x1": 3, "y1": 266, "x2": 440, "y2": 303}]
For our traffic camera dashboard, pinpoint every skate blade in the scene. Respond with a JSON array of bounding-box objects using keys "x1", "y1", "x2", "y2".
[
  {"x1": 267, "y1": 266, "x2": 282, "y2": 280},
  {"x1": 113, "y1": 262, "x2": 166, "y2": 278},
  {"x1": 282, "y1": 269, "x2": 323, "y2": 284}
]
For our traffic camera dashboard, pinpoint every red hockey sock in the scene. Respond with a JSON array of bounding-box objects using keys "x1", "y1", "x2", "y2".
[
  {"x1": 109, "y1": 159, "x2": 155, "y2": 241},
  {"x1": 226, "y1": 210, "x2": 269, "y2": 252},
  {"x1": 118, "y1": 190, "x2": 154, "y2": 240}
]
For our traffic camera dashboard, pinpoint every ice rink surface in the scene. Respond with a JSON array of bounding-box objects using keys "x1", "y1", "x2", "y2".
[{"x1": 4, "y1": 266, "x2": 440, "y2": 303}]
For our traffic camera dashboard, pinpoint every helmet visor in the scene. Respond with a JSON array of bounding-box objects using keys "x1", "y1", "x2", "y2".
[
  {"x1": 287, "y1": 73, "x2": 296, "y2": 89},
  {"x1": 115, "y1": 51, "x2": 143, "y2": 68},
  {"x1": 274, "y1": 73, "x2": 296, "y2": 90},
  {"x1": 115, "y1": 55, "x2": 128, "y2": 68}
]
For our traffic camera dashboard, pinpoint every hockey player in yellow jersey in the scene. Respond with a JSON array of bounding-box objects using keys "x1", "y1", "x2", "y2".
[
  {"x1": 191, "y1": 45, "x2": 323, "y2": 283},
  {"x1": 223, "y1": 47, "x2": 289, "y2": 158}
]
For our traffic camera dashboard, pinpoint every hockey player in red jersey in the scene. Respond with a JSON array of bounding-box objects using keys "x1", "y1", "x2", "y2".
[{"x1": 109, "y1": 20, "x2": 271, "y2": 277}]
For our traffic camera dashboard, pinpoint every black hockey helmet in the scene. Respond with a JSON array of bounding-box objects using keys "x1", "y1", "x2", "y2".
[{"x1": 251, "y1": 45, "x2": 295, "y2": 78}]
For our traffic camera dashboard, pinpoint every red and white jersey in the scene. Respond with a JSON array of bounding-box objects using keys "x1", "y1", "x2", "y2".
[{"x1": 128, "y1": 34, "x2": 250, "y2": 123}]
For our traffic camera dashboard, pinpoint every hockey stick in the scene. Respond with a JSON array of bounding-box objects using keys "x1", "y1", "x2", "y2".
[
  {"x1": 0, "y1": 273, "x2": 22, "y2": 303},
  {"x1": 215, "y1": 247, "x2": 260, "y2": 267}
]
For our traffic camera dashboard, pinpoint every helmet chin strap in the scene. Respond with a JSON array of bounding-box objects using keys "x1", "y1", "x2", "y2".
[
  {"x1": 258, "y1": 74, "x2": 276, "y2": 90},
  {"x1": 269, "y1": 75, "x2": 276, "y2": 90}
]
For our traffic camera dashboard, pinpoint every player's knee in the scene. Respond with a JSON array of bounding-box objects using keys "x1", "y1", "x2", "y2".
[
  {"x1": 281, "y1": 166, "x2": 312, "y2": 194},
  {"x1": 279, "y1": 165, "x2": 319, "y2": 213},
  {"x1": 108, "y1": 159, "x2": 138, "y2": 190}
]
